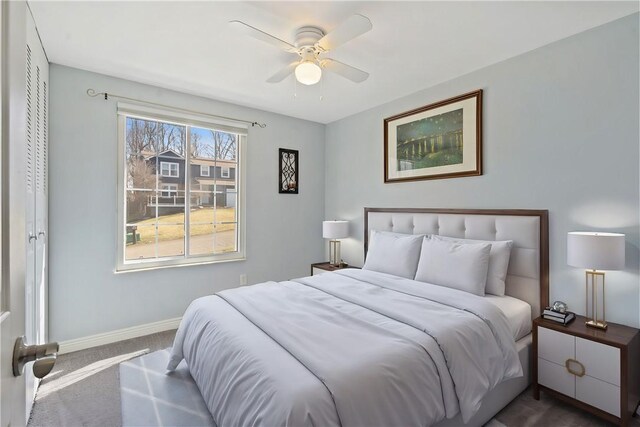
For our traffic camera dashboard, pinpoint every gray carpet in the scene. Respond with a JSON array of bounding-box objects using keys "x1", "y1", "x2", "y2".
[
  {"x1": 493, "y1": 387, "x2": 640, "y2": 427},
  {"x1": 28, "y1": 330, "x2": 176, "y2": 427},
  {"x1": 27, "y1": 329, "x2": 639, "y2": 427}
]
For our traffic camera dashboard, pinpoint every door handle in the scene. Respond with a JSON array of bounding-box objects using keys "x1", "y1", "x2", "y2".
[
  {"x1": 33, "y1": 356, "x2": 56, "y2": 379},
  {"x1": 28, "y1": 232, "x2": 37, "y2": 242},
  {"x1": 38, "y1": 230, "x2": 46, "y2": 237},
  {"x1": 13, "y1": 336, "x2": 59, "y2": 378}
]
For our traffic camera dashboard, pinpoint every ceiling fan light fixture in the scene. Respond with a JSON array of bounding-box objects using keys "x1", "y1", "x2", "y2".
[{"x1": 295, "y1": 60, "x2": 322, "y2": 85}]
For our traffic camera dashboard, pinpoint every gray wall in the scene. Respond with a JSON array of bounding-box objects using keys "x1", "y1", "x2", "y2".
[
  {"x1": 325, "y1": 14, "x2": 640, "y2": 327},
  {"x1": 49, "y1": 65, "x2": 325, "y2": 341}
]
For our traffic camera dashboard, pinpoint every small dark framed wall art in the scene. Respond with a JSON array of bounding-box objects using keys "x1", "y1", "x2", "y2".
[{"x1": 279, "y1": 148, "x2": 299, "y2": 194}]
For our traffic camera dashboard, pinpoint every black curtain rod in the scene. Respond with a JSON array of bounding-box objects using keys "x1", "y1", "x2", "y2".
[{"x1": 86, "y1": 88, "x2": 267, "y2": 128}]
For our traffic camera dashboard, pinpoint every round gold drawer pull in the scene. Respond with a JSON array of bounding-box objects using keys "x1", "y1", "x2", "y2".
[{"x1": 565, "y1": 358, "x2": 586, "y2": 377}]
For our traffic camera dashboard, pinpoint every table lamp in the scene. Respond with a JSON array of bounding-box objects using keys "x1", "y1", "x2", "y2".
[
  {"x1": 323, "y1": 220, "x2": 349, "y2": 267},
  {"x1": 567, "y1": 231, "x2": 625, "y2": 330}
]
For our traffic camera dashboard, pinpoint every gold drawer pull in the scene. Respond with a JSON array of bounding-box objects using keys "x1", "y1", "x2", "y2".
[{"x1": 565, "y1": 358, "x2": 586, "y2": 377}]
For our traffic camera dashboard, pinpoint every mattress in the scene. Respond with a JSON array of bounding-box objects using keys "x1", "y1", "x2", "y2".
[
  {"x1": 484, "y1": 294, "x2": 532, "y2": 341},
  {"x1": 169, "y1": 269, "x2": 523, "y2": 426}
]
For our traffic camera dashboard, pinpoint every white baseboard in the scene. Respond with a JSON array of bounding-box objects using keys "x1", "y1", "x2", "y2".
[{"x1": 58, "y1": 317, "x2": 181, "y2": 355}]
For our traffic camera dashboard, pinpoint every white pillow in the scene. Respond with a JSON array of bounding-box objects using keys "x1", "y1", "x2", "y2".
[
  {"x1": 363, "y1": 231, "x2": 424, "y2": 279},
  {"x1": 414, "y1": 238, "x2": 491, "y2": 296},
  {"x1": 432, "y1": 235, "x2": 513, "y2": 296}
]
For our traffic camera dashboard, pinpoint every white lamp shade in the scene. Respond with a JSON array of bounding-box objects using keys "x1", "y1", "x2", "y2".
[
  {"x1": 295, "y1": 61, "x2": 322, "y2": 85},
  {"x1": 323, "y1": 221, "x2": 349, "y2": 239},
  {"x1": 567, "y1": 231, "x2": 625, "y2": 270}
]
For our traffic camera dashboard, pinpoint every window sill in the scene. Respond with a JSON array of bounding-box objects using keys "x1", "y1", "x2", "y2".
[{"x1": 115, "y1": 255, "x2": 246, "y2": 274}]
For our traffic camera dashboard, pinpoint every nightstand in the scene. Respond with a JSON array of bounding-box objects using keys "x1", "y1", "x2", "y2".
[
  {"x1": 310, "y1": 262, "x2": 357, "y2": 276},
  {"x1": 533, "y1": 315, "x2": 640, "y2": 426}
]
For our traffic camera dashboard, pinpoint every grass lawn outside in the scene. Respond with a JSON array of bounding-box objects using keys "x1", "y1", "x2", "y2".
[{"x1": 130, "y1": 207, "x2": 236, "y2": 244}]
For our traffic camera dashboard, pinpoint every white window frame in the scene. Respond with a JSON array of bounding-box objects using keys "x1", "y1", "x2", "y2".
[
  {"x1": 161, "y1": 184, "x2": 178, "y2": 197},
  {"x1": 116, "y1": 102, "x2": 247, "y2": 272},
  {"x1": 200, "y1": 164, "x2": 210, "y2": 177},
  {"x1": 160, "y1": 161, "x2": 179, "y2": 177},
  {"x1": 221, "y1": 166, "x2": 230, "y2": 178}
]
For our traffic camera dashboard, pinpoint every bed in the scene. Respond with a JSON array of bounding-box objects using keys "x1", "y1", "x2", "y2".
[{"x1": 168, "y1": 208, "x2": 549, "y2": 426}]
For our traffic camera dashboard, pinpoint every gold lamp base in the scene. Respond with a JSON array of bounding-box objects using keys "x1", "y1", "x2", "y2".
[
  {"x1": 585, "y1": 319, "x2": 608, "y2": 330},
  {"x1": 328, "y1": 240, "x2": 341, "y2": 267},
  {"x1": 585, "y1": 269, "x2": 607, "y2": 331}
]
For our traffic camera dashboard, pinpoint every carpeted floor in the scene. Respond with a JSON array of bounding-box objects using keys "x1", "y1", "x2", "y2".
[
  {"x1": 27, "y1": 330, "x2": 639, "y2": 427},
  {"x1": 28, "y1": 330, "x2": 176, "y2": 427}
]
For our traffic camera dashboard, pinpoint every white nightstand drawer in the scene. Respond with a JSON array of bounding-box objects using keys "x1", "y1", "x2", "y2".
[
  {"x1": 576, "y1": 337, "x2": 620, "y2": 386},
  {"x1": 312, "y1": 267, "x2": 327, "y2": 276},
  {"x1": 538, "y1": 357, "x2": 575, "y2": 398},
  {"x1": 576, "y1": 374, "x2": 620, "y2": 417},
  {"x1": 538, "y1": 326, "x2": 575, "y2": 366}
]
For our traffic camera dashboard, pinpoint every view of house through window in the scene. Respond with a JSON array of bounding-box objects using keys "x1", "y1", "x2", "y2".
[{"x1": 122, "y1": 113, "x2": 241, "y2": 266}]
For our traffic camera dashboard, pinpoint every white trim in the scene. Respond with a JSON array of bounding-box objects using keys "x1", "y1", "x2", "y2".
[
  {"x1": 58, "y1": 317, "x2": 182, "y2": 355},
  {"x1": 117, "y1": 101, "x2": 249, "y2": 135},
  {"x1": 117, "y1": 112, "x2": 246, "y2": 272},
  {"x1": 200, "y1": 164, "x2": 209, "y2": 177},
  {"x1": 184, "y1": 129, "x2": 192, "y2": 260},
  {"x1": 160, "y1": 161, "x2": 179, "y2": 177},
  {"x1": 221, "y1": 166, "x2": 230, "y2": 178},
  {"x1": 161, "y1": 183, "x2": 178, "y2": 197}
]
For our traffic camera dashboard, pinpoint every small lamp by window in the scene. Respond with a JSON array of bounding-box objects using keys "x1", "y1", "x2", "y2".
[
  {"x1": 323, "y1": 221, "x2": 349, "y2": 267},
  {"x1": 567, "y1": 231, "x2": 625, "y2": 330}
]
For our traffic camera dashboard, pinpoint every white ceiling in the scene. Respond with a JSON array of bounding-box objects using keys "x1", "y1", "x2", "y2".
[{"x1": 29, "y1": 1, "x2": 638, "y2": 124}]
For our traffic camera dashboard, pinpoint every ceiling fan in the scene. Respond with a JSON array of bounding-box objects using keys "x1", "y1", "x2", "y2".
[{"x1": 229, "y1": 14, "x2": 372, "y2": 86}]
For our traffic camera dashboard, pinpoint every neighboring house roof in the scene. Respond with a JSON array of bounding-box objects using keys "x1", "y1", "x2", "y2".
[
  {"x1": 156, "y1": 149, "x2": 184, "y2": 159},
  {"x1": 142, "y1": 149, "x2": 184, "y2": 160},
  {"x1": 142, "y1": 150, "x2": 236, "y2": 166}
]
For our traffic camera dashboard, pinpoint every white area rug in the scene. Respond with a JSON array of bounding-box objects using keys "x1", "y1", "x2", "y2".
[{"x1": 119, "y1": 348, "x2": 216, "y2": 427}]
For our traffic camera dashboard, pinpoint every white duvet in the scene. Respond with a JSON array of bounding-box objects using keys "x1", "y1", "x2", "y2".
[{"x1": 168, "y1": 269, "x2": 522, "y2": 426}]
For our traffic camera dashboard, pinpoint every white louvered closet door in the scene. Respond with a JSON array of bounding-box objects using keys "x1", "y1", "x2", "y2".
[{"x1": 25, "y1": 10, "x2": 49, "y2": 418}]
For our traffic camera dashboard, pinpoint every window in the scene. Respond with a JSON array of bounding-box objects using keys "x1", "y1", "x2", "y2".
[
  {"x1": 161, "y1": 184, "x2": 178, "y2": 197},
  {"x1": 221, "y1": 166, "x2": 230, "y2": 178},
  {"x1": 160, "y1": 161, "x2": 179, "y2": 177},
  {"x1": 117, "y1": 102, "x2": 246, "y2": 271}
]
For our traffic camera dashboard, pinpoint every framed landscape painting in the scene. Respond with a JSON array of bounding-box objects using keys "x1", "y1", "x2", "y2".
[{"x1": 384, "y1": 90, "x2": 482, "y2": 182}]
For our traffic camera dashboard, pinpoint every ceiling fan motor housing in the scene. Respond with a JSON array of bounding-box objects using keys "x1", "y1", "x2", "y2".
[{"x1": 295, "y1": 26, "x2": 325, "y2": 50}]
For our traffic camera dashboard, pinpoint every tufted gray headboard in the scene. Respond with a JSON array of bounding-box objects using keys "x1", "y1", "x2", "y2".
[{"x1": 364, "y1": 208, "x2": 549, "y2": 319}]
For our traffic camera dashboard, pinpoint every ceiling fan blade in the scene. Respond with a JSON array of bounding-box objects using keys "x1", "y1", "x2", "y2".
[
  {"x1": 316, "y1": 14, "x2": 372, "y2": 51},
  {"x1": 321, "y1": 58, "x2": 369, "y2": 83},
  {"x1": 266, "y1": 62, "x2": 298, "y2": 83},
  {"x1": 229, "y1": 20, "x2": 298, "y2": 53}
]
